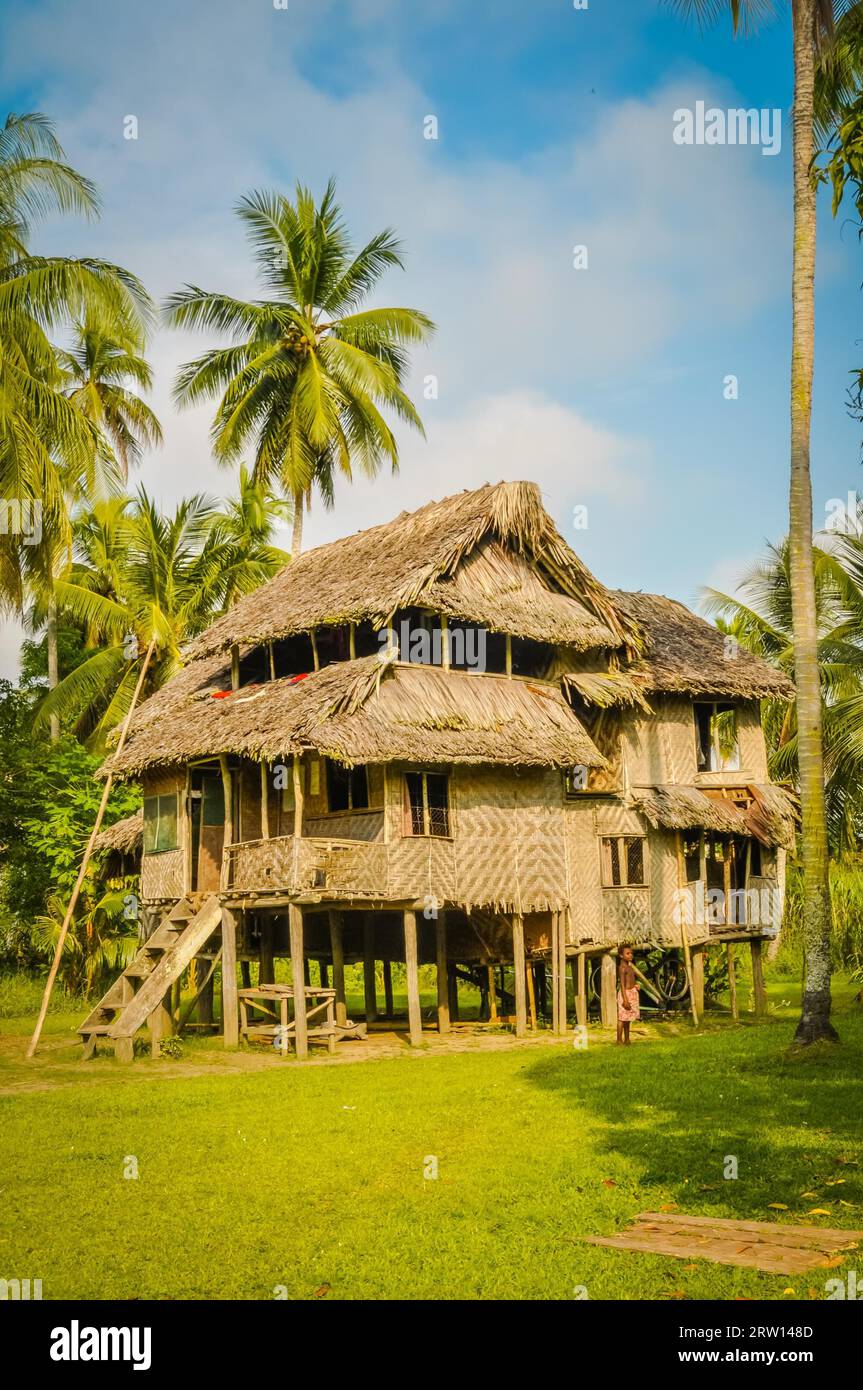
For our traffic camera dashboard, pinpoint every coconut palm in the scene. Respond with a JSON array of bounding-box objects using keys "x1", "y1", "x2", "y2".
[
  {"x1": 206, "y1": 464, "x2": 291, "y2": 611},
  {"x1": 165, "y1": 180, "x2": 434, "y2": 554},
  {"x1": 703, "y1": 533, "x2": 863, "y2": 852},
  {"x1": 58, "y1": 316, "x2": 163, "y2": 480},
  {"x1": 0, "y1": 112, "x2": 152, "y2": 609},
  {"x1": 668, "y1": 0, "x2": 839, "y2": 1041},
  {"x1": 34, "y1": 480, "x2": 289, "y2": 747}
]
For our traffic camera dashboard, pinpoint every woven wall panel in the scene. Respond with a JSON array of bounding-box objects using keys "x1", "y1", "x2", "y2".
[
  {"x1": 602, "y1": 887, "x2": 652, "y2": 943},
  {"x1": 142, "y1": 849, "x2": 184, "y2": 900}
]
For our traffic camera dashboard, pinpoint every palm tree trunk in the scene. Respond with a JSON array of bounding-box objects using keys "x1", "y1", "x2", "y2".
[
  {"x1": 46, "y1": 598, "x2": 60, "y2": 743},
  {"x1": 291, "y1": 492, "x2": 304, "y2": 556},
  {"x1": 790, "y1": 0, "x2": 837, "y2": 1044}
]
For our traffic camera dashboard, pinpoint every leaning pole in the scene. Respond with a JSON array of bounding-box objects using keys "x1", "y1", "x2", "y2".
[{"x1": 26, "y1": 637, "x2": 157, "y2": 1059}]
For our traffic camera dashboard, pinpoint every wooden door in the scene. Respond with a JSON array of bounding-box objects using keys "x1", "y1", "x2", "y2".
[{"x1": 197, "y1": 771, "x2": 226, "y2": 892}]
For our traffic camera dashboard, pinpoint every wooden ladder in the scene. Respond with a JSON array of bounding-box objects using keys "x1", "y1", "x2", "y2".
[{"x1": 79, "y1": 894, "x2": 223, "y2": 1061}]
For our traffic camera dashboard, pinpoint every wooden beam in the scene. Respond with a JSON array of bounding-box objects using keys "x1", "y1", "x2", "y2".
[
  {"x1": 230, "y1": 643, "x2": 240, "y2": 691},
  {"x1": 750, "y1": 938, "x2": 767, "y2": 1017},
  {"x1": 600, "y1": 952, "x2": 617, "y2": 1029},
  {"x1": 404, "y1": 909, "x2": 422, "y2": 1047},
  {"x1": 727, "y1": 942, "x2": 739, "y2": 1021},
  {"x1": 512, "y1": 914, "x2": 527, "y2": 1038},
  {"x1": 558, "y1": 910, "x2": 568, "y2": 1033},
  {"x1": 221, "y1": 906, "x2": 239, "y2": 1048},
  {"x1": 447, "y1": 964, "x2": 460, "y2": 1021},
  {"x1": 328, "y1": 910, "x2": 347, "y2": 1027},
  {"x1": 436, "y1": 910, "x2": 450, "y2": 1034},
  {"x1": 363, "y1": 916, "x2": 377, "y2": 1023},
  {"x1": 289, "y1": 903, "x2": 308, "y2": 1058},
  {"x1": 526, "y1": 959, "x2": 537, "y2": 1031},
  {"x1": 219, "y1": 754, "x2": 233, "y2": 892},
  {"x1": 292, "y1": 754, "x2": 303, "y2": 838},
  {"x1": 675, "y1": 831, "x2": 699, "y2": 1027}
]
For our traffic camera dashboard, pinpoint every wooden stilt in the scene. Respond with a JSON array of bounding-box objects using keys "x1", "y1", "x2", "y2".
[
  {"x1": 727, "y1": 942, "x2": 738, "y2": 1020},
  {"x1": 536, "y1": 961, "x2": 547, "y2": 1017},
  {"x1": 447, "y1": 964, "x2": 460, "y2": 1021},
  {"x1": 575, "y1": 951, "x2": 587, "y2": 1027},
  {"x1": 750, "y1": 938, "x2": 767, "y2": 1016},
  {"x1": 240, "y1": 960, "x2": 252, "y2": 989},
  {"x1": 363, "y1": 916, "x2": 377, "y2": 1023},
  {"x1": 487, "y1": 964, "x2": 498, "y2": 1022},
  {"x1": 675, "y1": 832, "x2": 700, "y2": 1027},
  {"x1": 196, "y1": 959, "x2": 214, "y2": 1026},
  {"x1": 512, "y1": 914, "x2": 527, "y2": 1038},
  {"x1": 403, "y1": 909, "x2": 422, "y2": 1046},
  {"x1": 526, "y1": 958, "x2": 537, "y2": 1030},
  {"x1": 558, "y1": 910, "x2": 568, "y2": 1033},
  {"x1": 383, "y1": 958, "x2": 394, "y2": 1018},
  {"x1": 289, "y1": 903, "x2": 308, "y2": 1059},
  {"x1": 600, "y1": 952, "x2": 617, "y2": 1029},
  {"x1": 148, "y1": 990, "x2": 172, "y2": 1057},
  {"x1": 319, "y1": 959, "x2": 329, "y2": 989},
  {"x1": 258, "y1": 917, "x2": 274, "y2": 985},
  {"x1": 551, "y1": 912, "x2": 560, "y2": 1035},
  {"x1": 691, "y1": 947, "x2": 705, "y2": 1018},
  {"x1": 328, "y1": 910, "x2": 347, "y2": 1027},
  {"x1": 436, "y1": 910, "x2": 450, "y2": 1034},
  {"x1": 221, "y1": 907, "x2": 239, "y2": 1048}
]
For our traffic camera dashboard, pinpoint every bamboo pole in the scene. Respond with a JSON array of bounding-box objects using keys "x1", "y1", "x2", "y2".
[
  {"x1": 27, "y1": 637, "x2": 157, "y2": 1057},
  {"x1": 675, "y1": 832, "x2": 699, "y2": 1027}
]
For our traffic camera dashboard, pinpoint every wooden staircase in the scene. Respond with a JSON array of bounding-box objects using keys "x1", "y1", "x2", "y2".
[{"x1": 79, "y1": 894, "x2": 222, "y2": 1061}]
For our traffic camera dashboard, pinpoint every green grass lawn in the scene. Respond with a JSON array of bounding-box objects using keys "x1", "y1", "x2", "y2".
[{"x1": 1, "y1": 972, "x2": 861, "y2": 1300}]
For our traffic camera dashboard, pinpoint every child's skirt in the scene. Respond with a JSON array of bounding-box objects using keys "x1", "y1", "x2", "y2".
[{"x1": 617, "y1": 985, "x2": 640, "y2": 1023}]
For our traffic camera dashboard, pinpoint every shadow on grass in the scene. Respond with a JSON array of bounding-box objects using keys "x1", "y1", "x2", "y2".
[{"x1": 522, "y1": 1008, "x2": 863, "y2": 1228}]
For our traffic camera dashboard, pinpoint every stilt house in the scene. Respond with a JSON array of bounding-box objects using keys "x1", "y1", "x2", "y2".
[{"x1": 83, "y1": 482, "x2": 795, "y2": 1058}]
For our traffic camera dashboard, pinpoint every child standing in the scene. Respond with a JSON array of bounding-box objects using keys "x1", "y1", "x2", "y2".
[{"x1": 616, "y1": 944, "x2": 639, "y2": 1045}]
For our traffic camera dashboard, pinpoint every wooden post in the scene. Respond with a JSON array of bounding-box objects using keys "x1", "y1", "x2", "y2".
[
  {"x1": 526, "y1": 959, "x2": 537, "y2": 1031},
  {"x1": 221, "y1": 907, "x2": 239, "y2": 1048},
  {"x1": 512, "y1": 914, "x2": 527, "y2": 1038},
  {"x1": 727, "y1": 942, "x2": 739, "y2": 1020},
  {"x1": 600, "y1": 952, "x2": 617, "y2": 1028},
  {"x1": 551, "y1": 912, "x2": 560, "y2": 1035},
  {"x1": 259, "y1": 917, "x2": 274, "y2": 985},
  {"x1": 289, "y1": 903, "x2": 308, "y2": 1058},
  {"x1": 675, "y1": 832, "x2": 700, "y2": 1027},
  {"x1": 181, "y1": 767, "x2": 192, "y2": 895},
  {"x1": 691, "y1": 947, "x2": 705, "y2": 1019},
  {"x1": 219, "y1": 754, "x2": 233, "y2": 891},
  {"x1": 750, "y1": 938, "x2": 767, "y2": 1016},
  {"x1": 230, "y1": 644, "x2": 240, "y2": 691},
  {"x1": 575, "y1": 951, "x2": 587, "y2": 1027},
  {"x1": 558, "y1": 910, "x2": 568, "y2": 1033},
  {"x1": 487, "y1": 964, "x2": 498, "y2": 1022},
  {"x1": 363, "y1": 916, "x2": 377, "y2": 1023},
  {"x1": 436, "y1": 910, "x2": 450, "y2": 1034},
  {"x1": 319, "y1": 960, "x2": 329, "y2": 989},
  {"x1": 447, "y1": 964, "x2": 460, "y2": 1021},
  {"x1": 383, "y1": 958, "x2": 394, "y2": 1017},
  {"x1": 328, "y1": 911, "x2": 347, "y2": 1027},
  {"x1": 260, "y1": 761, "x2": 270, "y2": 840},
  {"x1": 148, "y1": 990, "x2": 173, "y2": 1057},
  {"x1": 404, "y1": 909, "x2": 422, "y2": 1046}
]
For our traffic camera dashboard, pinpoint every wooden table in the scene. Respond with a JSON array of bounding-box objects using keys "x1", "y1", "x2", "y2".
[{"x1": 238, "y1": 983, "x2": 337, "y2": 1055}]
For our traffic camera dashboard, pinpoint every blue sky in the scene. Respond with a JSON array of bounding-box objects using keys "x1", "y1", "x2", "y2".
[{"x1": 1, "y1": 0, "x2": 861, "y2": 673}]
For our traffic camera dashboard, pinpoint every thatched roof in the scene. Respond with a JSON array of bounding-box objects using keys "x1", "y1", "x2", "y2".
[
  {"x1": 633, "y1": 783, "x2": 797, "y2": 849},
  {"x1": 104, "y1": 656, "x2": 606, "y2": 778},
  {"x1": 612, "y1": 591, "x2": 793, "y2": 700},
  {"x1": 186, "y1": 481, "x2": 635, "y2": 658},
  {"x1": 93, "y1": 810, "x2": 143, "y2": 854}
]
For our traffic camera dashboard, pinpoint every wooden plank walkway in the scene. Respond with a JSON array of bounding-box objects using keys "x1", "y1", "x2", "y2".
[{"x1": 586, "y1": 1212, "x2": 863, "y2": 1275}]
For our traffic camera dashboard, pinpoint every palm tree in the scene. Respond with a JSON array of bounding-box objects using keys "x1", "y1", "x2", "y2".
[
  {"x1": 703, "y1": 534, "x2": 863, "y2": 852},
  {"x1": 669, "y1": 0, "x2": 839, "y2": 1042},
  {"x1": 58, "y1": 316, "x2": 163, "y2": 480},
  {"x1": 207, "y1": 464, "x2": 291, "y2": 611},
  {"x1": 165, "y1": 180, "x2": 434, "y2": 554},
  {"x1": 35, "y1": 482, "x2": 289, "y2": 747},
  {"x1": 0, "y1": 113, "x2": 152, "y2": 607}
]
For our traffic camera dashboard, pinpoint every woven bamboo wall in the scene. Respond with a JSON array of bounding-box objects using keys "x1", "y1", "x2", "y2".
[
  {"x1": 304, "y1": 810, "x2": 384, "y2": 842},
  {"x1": 141, "y1": 848, "x2": 184, "y2": 900}
]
